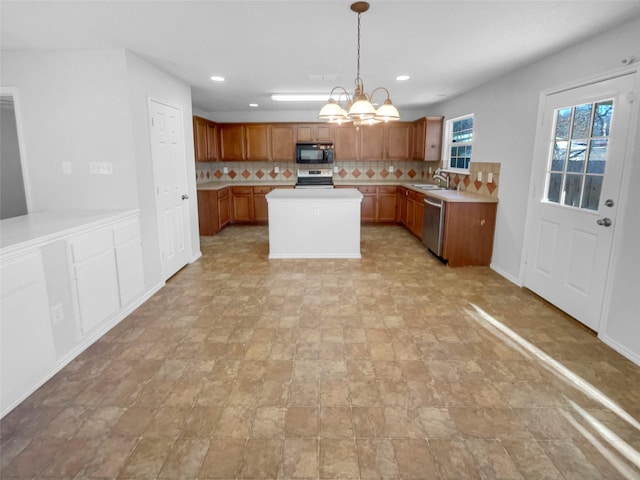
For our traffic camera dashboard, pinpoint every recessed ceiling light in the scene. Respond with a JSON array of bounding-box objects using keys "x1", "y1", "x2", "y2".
[
  {"x1": 396, "y1": 75, "x2": 410, "y2": 81},
  {"x1": 210, "y1": 76, "x2": 225, "y2": 82},
  {"x1": 249, "y1": 103, "x2": 259, "y2": 108},
  {"x1": 271, "y1": 94, "x2": 330, "y2": 102}
]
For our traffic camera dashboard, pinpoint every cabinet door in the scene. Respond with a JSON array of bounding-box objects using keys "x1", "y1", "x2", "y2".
[
  {"x1": 193, "y1": 116, "x2": 208, "y2": 162},
  {"x1": 424, "y1": 117, "x2": 444, "y2": 162},
  {"x1": 386, "y1": 122, "x2": 412, "y2": 160},
  {"x1": 360, "y1": 124, "x2": 385, "y2": 160},
  {"x1": 316, "y1": 124, "x2": 333, "y2": 142},
  {"x1": 218, "y1": 189, "x2": 230, "y2": 230},
  {"x1": 297, "y1": 124, "x2": 333, "y2": 142},
  {"x1": 334, "y1": 125, "x2": 359, "y2": 160},
  {"x1": 378, "y1": 187, "x2": 398, "y2": 222},
  {"x1": 245, "y1": 124, "x2": 271, "y2": 161},
  {"x1": 442, "y1": 202, "x2": 497, "y2": 267},
  {"x1": 398, "y1": 188, "x2": 408, "y2": 226},
  {"x1": 406, "y1": 191, "x2": 416, "y2": 234},
  {"x1": 231, "y1": 187, "x2": 253, "y2": 223},
  {"x1": 197, "y1": 190, "x2": 219, "y2": 235},
  {"x1": 271, "y1": 125, "x2": 296, "y2": 161},
  {"x1": 357, "y1": 186, "x2": 376, "y2": 222},
  {"x1": 113, "y1": 219, "x2": 145, "y2": 306},
  {"x1": 206, "y1": 122, "x2": 218, "y2": 161},
  {"x1": 412, "y1": 194, "x2": 425, "y2": 239},
  {"x1": 219, "y1": 124, "x2": 245, "y2": 161},
  {"x1": 253, "y1": 186, "x2": 272, "y2": 222},
  {"x1": 412, "y1": 118, "x2": 426, "y2": 160}
]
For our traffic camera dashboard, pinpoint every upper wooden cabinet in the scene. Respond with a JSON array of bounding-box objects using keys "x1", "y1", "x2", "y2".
[
  {"x1": 193, "y1": 116, "x2": 218, "y2": 162},
  {"x1": 297, "y1": 124, "x2": 333, "y2": 142},
  {"x1": 334, "y1": 125, "x2": 359, "y2": 160},
  {"x1": 219, "y1": 124, "x2": 245, "y2": 161},
  {"x1": 359, "y1": 124, "x2": 385, "y2": 160},
  {"x1": 245, "y1": 124, "x2": 271, "y2": 161},
  {"x1": 271, "y1": 124, "x2": 296, "y2": 161},
  {"x1": 412, "y1": 116, "x2": 443, "y2": 161},
  {"x1": 386, "y1": 122, "x2": 412, "y2": 160}
]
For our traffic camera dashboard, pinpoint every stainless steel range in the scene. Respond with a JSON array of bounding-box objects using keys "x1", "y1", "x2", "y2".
[{"x1": 295, "y1": 168, "x2": 334, "y2": 189}]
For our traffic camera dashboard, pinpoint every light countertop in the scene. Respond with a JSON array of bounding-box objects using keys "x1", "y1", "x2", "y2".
[
  {"x1": 266, "y1": 188, "x2": 363, "y2": 201},
  {"x1": 1, "y1": 209, "x2": 139, "y2": 258}
]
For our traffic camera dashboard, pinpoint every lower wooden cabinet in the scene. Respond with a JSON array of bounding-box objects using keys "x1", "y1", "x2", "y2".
[
  {"x1": 441, "y1": 201, "x2": 497, "y2": 267},
  {"x1": 398, "y1": 187, "x2": 424, "y2": 238},
  {"x1": 218, "y1": 188, "x2": 230, "y2": 230},
  {"x1": 231, "y1": 187, "x2": 254, "y2": 223}
]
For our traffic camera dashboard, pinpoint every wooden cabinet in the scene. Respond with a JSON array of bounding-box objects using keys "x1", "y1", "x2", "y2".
[
  {"x1": 253, "y1": 186, "x2": 272, "y2": 223},
  {"x1": 441, "y1": 201, "x2": 497, "y2": 267},
  {"x1": 412, "y1": 116, "x2": 443, "y2": 161},
  {"x1": 360, "y1": 124, "x2": 385, "y2": 160},
  {"x1": 386, "y1": 123, "x2": 412, "y2": 160},
  {"x1": 219, "y1": 124, "x2": 245, "y2": 161},
  {"x1": 218, "y1": 188, "x2": 230, "y2": 230},
  {"x1": 357, "y1": 185, "x2": 377, "y2": 222},
  {"x1": 398, "y1": 187, "x2": 425, "y2": 238},
  {"x1": 197, "y1": 190, "x2": 220, "y2": 236},
  {"x1": 378, "y1": 186, "x2": 398, "y2": 222},
  {"x1": 231, "y1": 186, "x2": 253, "y2": 222},
  {"x1": 245, "y1": 124, "x2": 271, "y2": 161},
  {"x1": 271, "y1": 125, "x2": 296, "y2": 161},
  {"x1": 297, "y1": 124, "x2": 333, "y2": 142},
  {"x1": 194, "y1": 116, "x2": 218, "y2": 162},
  {"x1": 334, "y1": 125, "x2": 359, "y2": 160}
]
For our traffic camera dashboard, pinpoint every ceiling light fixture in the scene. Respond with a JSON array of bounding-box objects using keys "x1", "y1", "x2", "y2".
[
  {"x1": 319, "y1": 2, "x2": 400, "y2": 125},
  {"x1": 210, "y1": 76, "x2": 225, "y2": 82}
]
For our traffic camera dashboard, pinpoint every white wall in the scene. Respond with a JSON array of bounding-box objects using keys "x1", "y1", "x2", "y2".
[
  {"x1": 430, "y1": 17, "x2": 640, "y2": 363},
  {"x1": 125, "y1": 51, "x2": 200, "y2": 287},
  {"x1": 1, "y1": 49, "x2": 138, "y2": 211}
]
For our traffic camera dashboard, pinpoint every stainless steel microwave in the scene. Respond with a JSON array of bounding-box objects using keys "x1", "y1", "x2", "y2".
[{"x1": 296, "y1": 142, "x2": 334, "y2": 164}]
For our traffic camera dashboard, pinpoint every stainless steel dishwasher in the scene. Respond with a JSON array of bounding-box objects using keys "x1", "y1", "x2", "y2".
[{"x1": 422, "y1": 196, "x2": 445, "y2": 256}]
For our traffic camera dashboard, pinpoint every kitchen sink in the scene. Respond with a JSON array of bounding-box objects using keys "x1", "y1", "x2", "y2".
[{"x1": 412, "y1": 184, "x2": 444, "y2": 191}]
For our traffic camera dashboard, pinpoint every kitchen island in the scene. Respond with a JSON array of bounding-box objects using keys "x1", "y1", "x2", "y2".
[{"x1": 266, "y1": 188, "x2": 363, "y2": 258}]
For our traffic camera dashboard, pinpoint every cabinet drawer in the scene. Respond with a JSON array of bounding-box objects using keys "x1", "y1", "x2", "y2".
[
  {"x1": 379, "y1": 186, "x2": 397, "y2": 194},
  {"x1": 69, "y1": 227, "x2": 113, "y2": 263},
  {"x1": 253, "y1": 186, "x2": 272, "y2": 194},
  {"x1": 231, "y1": 186, "x2": 252, "y2": 195},
  {"x1": 406, "y1": 190, "x2": 417, "y2": 201},
  {"x1": 218, "y1": 187, "x2": 229, "y2": 199},
  {"x1": 358, "y1": 185, "x2": 377, "y2": 194},
  {"x1": 113, "y1": 219, "x2": 140, "y2": 247}
]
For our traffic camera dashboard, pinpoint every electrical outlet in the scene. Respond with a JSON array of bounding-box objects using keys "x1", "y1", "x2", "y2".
[
  {"x1": 51, "y1": 303, "x2": 64, "y2": 325},
  {"x1": 89, "y1": 162, "x2": 113, "y2": 175},
  {"x1": 428, "y1": 167, "x2": 433, "y2": 174},
  {"x1": 477, "y1": 171, "x2": 482, "y2": 181},
  {"x1": 388, "y1": 166, "x2": 394, "y2": 173},
  {"x1": 488, "y1": 172, "x2": 493, "y2": 183},
  {"x1": 274, "y1": 166, "x2": 279, "y2": 173},
  {"x1": 223, "y1": 167, "x2": 229, "y2": 174},
  {"x1": 333, "y1": 166, "x2": 339, "y2": 173}
]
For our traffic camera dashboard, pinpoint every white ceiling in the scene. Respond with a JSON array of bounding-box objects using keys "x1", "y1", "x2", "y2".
[{"x1": 2, "y1": 0, "x2": 640, "y2": 118}]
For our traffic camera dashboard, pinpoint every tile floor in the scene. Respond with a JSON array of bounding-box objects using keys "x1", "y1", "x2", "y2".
[{"x1": 1, "y1": 225, "x2": 639, "y2": 479}]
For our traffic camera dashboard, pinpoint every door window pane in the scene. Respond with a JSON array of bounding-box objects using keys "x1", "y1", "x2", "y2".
[
  {"x1": 586, "y1": 139, "x2": 608, "y2": 174},
  {"x1": 571, "y1": 103, "x2": 593, "y2": 139},
  {"x1": 592, "y1": 100, "x2": 613, "y2": 137},
  {"x1": 551, "y1": 141, "x2": 567, "y2": 171},
  {"x1": 547, "y1": 173, "x2": 563, "y2": 203},
  {"x1": 567, "y1": 140, "x2": 587, "y2": 173},
  {"x1": 563, "y1": 174, "x2": 582, "y2": 207},
  {"x1": 554, "y1": 107, "x2": 571, "y2": 139},
  {"x1": 582, "y1": 175, "x2": 603, "y2": 211}
]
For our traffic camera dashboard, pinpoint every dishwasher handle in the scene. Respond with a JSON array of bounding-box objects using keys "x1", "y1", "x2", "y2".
[{"x1": 424, "y1": 198, "x2": 443, "y2": 208}]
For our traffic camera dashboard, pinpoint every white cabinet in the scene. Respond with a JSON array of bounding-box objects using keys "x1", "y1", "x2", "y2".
[
  {"x1": 68, "y1": 216, "x2": 144, "y2": 336},
  {"x1": 1, "y1": 251, "x2": 56, "y2": 414}
]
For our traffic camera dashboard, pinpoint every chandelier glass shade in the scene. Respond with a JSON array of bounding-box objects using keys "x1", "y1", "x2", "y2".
[{"x1": 318, "y1": 2, "x2": 400, "y2": 125}]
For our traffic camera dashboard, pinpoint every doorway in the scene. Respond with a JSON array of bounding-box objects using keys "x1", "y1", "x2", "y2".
[
  {"x1": 523, "y1": 72, "x2": 636, "y2": 331},
  {"x1": 0, "y1": 92, "x2": 29, "y2": 219}
]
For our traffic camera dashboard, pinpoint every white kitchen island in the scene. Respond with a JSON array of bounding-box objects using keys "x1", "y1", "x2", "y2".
[{"x1": 266, "y1": 188, "x2": 363, "y2": 258}]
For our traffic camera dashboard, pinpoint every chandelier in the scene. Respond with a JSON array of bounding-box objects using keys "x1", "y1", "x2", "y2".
[{"x1": 318, "y1": 1, "x2": 400, "y2": 126}]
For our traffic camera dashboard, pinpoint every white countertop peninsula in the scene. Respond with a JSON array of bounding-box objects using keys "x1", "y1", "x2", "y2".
[{"x1": 266, "y1": 188, "x2": 363, "y2": 259}]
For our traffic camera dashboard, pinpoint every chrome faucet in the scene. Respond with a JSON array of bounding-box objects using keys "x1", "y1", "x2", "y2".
[{"x1": 433, "y1": 170, "x2": 449, "y2": 189}]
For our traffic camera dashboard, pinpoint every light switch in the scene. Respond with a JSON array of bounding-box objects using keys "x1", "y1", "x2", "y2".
[
  {"x1": 488, "y1": 172, "x2": 493, "y2": 183},
  {"x1": 477, "y1": 171, "x2": 482, "y2": 181}
]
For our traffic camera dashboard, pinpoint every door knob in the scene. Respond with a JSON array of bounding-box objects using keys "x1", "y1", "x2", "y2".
[
  {"x1": 181, "y1": 194, "x2": 190, "y2": 200},
  {"x1": 596, "y1": 217, "x2": 612, "y2": 227},
  {"x1": 605, "y1": 199, "x2": 614, "y2": 207}
]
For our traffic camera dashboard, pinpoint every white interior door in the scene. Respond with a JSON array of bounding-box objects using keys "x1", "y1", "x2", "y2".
[
  {"x1": 524, "y1": 73, "x2": 635, "y2": 331},
  {"x1": 149, "y1": 99, "x2": 190, "y2": 280}
]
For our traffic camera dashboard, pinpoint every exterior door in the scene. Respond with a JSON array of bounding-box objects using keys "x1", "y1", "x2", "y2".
[
  {"x1": 149, "y1": 99, "x2": 190, "y2": 280},
  {"x1": 524, "y1": 73, "x2": 635, "y2": 331}
]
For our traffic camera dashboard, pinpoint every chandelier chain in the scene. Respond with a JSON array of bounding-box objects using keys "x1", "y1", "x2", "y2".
[{"x1": 356, "y1": 11, "x2": 361, "y2": 87}]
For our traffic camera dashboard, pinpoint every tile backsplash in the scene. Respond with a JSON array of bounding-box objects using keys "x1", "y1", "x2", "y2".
[{"x1": 196, "y1": 160, "x2": 500, "y2": 198}]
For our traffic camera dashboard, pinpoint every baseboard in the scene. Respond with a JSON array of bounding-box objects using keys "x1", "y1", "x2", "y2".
[
  {"x1": 598, "y1": 333, "x2": 640, "y2": 367},
  {"x1": 490, "y1": 263, "x2": 522, "y2": 286},
  {"x1": 0, "y1": 281, "x2": 164, "y2": 419}
]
